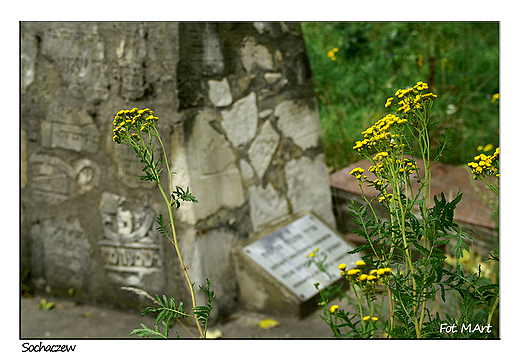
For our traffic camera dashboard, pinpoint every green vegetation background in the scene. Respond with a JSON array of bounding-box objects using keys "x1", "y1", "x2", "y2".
[{"x1": 301, "y1": 22, "x2": 499, "y2": 172}]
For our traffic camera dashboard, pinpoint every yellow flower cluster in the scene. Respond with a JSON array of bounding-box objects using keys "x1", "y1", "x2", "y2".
[
  {"x1": 341, "y1": 264, "x2": 392, "y2": 301},
  {"x1": 374, "y1": 157, "x2": 417, "y2": 175},
  {"x1": 340, "y1": 262, "x2": 391, "y2": 283},
  {"x1": 467, "y1": 147, "x2": 499, "y2": 178},
  {"x1": 363, "y1": 316, "x2": 379, "y2": 322},
  {"x1": 384, "y1": 81, "x2": 437, "y2": 113},
  {"x1": 367, "y1": 157, "x2": 417, "y2": 194},
  {"x1": 306, "y1": 247, "x2": 320, "y2": 258},
  {"x1": 378, "y1": 193, "x2": 393, "y2": 203},
  {"x1": 353, "y1": 114, "x2": 406, "y2": 153},
  {"x1": 350, "y1": 167, "x2": 365, "y2": 179},
  {"x1": 112, "y1": 108, "x2": 158, "y2": 144},
  {"x1": 327, "y1": 47, "x2": 339, "y2": 61},
  {"x1": 477, "y1": 143, "x2": 494, "y2": 153}
]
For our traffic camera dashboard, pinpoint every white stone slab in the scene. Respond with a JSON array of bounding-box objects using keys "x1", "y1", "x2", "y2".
[
  {"x1": 208, "y1": 78, "x2": 233, "y2": 107},
  {"x1": 275, "y1": 100, "x2": 321, "y2": 150},
  {"x1": 249, "y1": 182, "x2": 289, "y2": 232},
  {"x1": 285, "y1": 154, "x2": 336, "y2": 228},
  {"x1": 240, "y1": 37, "x2": 274, "y2": 73},
  {"x1": 248, "y1": 120, "x2": 280, "y2": 178},
  {"x1": 243, "y1": 214, "x2": 359, "y2": 301},
  {"x1": 221, "y1": 92, "x2": 258, "y2": 147}
]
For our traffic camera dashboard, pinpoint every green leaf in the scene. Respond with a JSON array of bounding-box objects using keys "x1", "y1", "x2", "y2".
[
  {"x1": 156, "y1": 309, "x2": 168, "y2": 325},
  {"x1": 348, "y1": 243, "x2": 372, "y2": 254},
  {"x1": 129, "y1": 323, "x2": 168, "y2": 338}
]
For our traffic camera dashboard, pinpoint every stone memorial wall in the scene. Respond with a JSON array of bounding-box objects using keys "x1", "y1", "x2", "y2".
[{"x1": 21, "y1": 22, "x2": 336, "y2": 319}]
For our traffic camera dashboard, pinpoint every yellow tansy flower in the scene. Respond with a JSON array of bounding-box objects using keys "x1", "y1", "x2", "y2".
[{"x1": 327, "y1": 47, "x2": 339, "y2": 61}]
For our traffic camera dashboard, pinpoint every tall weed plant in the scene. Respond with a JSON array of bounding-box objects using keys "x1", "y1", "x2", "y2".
[
  {"x1": 113, "y1": 108, "x2": 214, "y2": 338},
  {"x1": 309, "y1": 82, "x2": 499, "y2": 338}
]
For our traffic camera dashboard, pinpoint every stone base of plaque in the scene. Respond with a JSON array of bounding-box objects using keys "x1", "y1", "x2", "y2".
[
  {"x1": 232, "y1": 252, "x2": 348, "y2": 319},
  {"x1": 232, "y1": 212, "x2": 359, "y2": 319}
]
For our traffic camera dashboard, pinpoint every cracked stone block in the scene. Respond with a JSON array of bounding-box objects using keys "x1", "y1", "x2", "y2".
[
  {"x1": 239, "y1": 159, "x2": 255, "y2": 182},
  {"x1": 190, "y1": 164, "x2": 246, "y2": 222},
  {"x1": 30, "y1": 217, "x2": 93, "y2": 290},
  {"x1": 275, "y1": 99, "x2": 322, "y2": 151},
  {"x1": 21, "y1": 32, "x2": 37, "y2": 94},
  {"x1": 171, "y1": 110, "x2": 244, "y2": 224},
  {"x1": 259, "y1": 108, "x2": 273, "y2": 119},
  {"x1": 221, "y1": 92, "x2": 258, "y2": 148},
  {"x1": 285, "y1": 154, "x2": 336, "y2": 228},
  {"x1": 264, "y1": 72, "x2": 283, "y2": 84},
  {"x1": 248, "y1": 120, "x2": 280, "y2": 179},
  {"x1": 240, "y1": 36, "x2": 274, "y2": 73},
  {"x1": 208, "y1": 78, "x2": 233, "y2": 107},
  {"x1": 188, "y1": 109, "x2": 236, "y2": 175},
  {"x1": 188, "y1": 229, "x2": 239, "y2": 318},
  {"x1": 249, "y1": 182, "x2": 289, "y2": 232}
]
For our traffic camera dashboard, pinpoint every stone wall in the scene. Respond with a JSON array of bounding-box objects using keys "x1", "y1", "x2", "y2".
[{"x1": 21, "y1": 22, "x2": 335, "y2": 319}]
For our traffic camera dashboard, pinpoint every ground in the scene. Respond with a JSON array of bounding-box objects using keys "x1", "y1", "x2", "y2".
[{"x1": 21, "y1": 293, "x2": 337, "y2": 339}]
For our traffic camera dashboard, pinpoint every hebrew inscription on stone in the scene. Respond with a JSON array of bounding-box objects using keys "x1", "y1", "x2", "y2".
[
  {"x1": 41, "y1": 106, "x2": 101, "y2": 153},
  {"x1": 99, "y1": 192, "x2": 163, "y2": 287},
  {"x1": 184, "y1": 23, "x2": 225, "y2": 76},
  {"x1": 243, "y1": 213, "x2": 360, "y2": 301}
]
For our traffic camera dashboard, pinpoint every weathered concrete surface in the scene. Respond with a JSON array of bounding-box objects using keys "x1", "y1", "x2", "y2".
[{"x1": 21, "y1": 292, "x2": 340, "y2": 338}]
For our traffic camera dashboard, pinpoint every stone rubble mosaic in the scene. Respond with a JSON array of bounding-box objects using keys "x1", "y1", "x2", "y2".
[{"x1": 21, "y1": 22, "x2": 335, "y2": 318}]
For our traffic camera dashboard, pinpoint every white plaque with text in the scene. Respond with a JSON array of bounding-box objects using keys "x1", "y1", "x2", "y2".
[{"x1": 243, "y1": 214, "x2": 360, "y2": 301}]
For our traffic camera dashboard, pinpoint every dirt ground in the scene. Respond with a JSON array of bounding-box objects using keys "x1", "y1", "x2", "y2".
[{"x1": 20, "y1": 293, "x2": 338, "y2": 339}]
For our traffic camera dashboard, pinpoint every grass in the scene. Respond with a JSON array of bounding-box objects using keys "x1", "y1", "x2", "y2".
[{"x1": 301, "y1": 22, "x2": 499, "y2": 172}]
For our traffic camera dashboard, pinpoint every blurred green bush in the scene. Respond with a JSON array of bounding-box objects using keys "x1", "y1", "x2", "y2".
[{"x1": 302, "y1": 22, "x2": 499, "y2": 171}]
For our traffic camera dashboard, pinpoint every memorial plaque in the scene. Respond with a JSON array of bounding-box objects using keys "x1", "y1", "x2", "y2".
[{"x1": 243, "y1": 213, "x2": 360, "y2": 301}]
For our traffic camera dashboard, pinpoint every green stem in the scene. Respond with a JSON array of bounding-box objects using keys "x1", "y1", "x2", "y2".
[
  {"x1": 352, "y1": 284, "x2": 366, "y2": 333},
  {"x1": 481, "y1": 177, "x2": 500, "y2": 198},
  {"x1": 150, "y1": 127, "x2": 205, "y2": 339},
  {"x1": 358, "y1": 185, "x2": 385, "y2": 263},
  {"x1": 486, "y1": 295, "x2": 499, "y2": 328}
]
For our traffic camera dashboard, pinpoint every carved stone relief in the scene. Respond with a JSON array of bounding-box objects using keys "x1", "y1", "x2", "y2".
[
  {"x1": 99, "y1": 192, "x2": 163, "y2": 288},
  {"x1": 41, "y1": 24, "x2": 109, "y2": 102},
  {"x1": 29, "y1": 154, "x2": 101, "y2": 205},
  {"x1": 116, "y1": 24, "x2": 148, "y2": 100},
  {"x1": 41, "y1": 106, "x2": 101, "y2": 153}
]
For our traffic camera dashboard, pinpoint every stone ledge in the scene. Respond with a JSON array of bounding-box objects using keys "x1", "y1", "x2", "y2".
[{"x1": 330, "y1": 159, "x2": 498, "y2": 255}]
